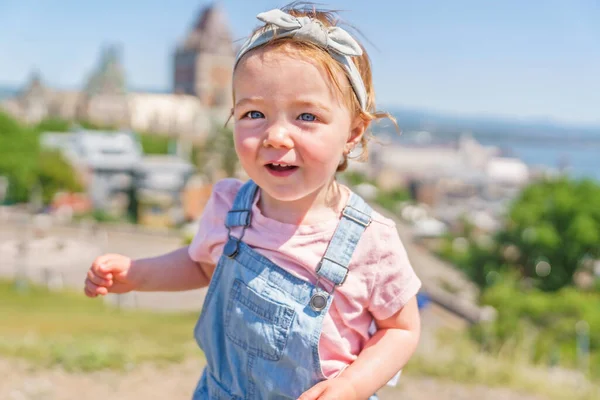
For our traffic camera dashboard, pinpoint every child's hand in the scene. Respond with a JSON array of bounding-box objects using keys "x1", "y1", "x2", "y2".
[
  {"x1": 298, "y1": 376, "x2": 360, "y2": 400},
  {"x1": 84, "y1": 253, "x2": 135, "y2": 297}
]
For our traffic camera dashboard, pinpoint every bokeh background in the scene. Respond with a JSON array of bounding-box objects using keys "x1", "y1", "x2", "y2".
[{"x1": 0, "y1": 1, "x2": 599, "y2": 399}]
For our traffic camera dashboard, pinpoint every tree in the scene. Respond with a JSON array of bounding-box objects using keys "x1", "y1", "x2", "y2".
[
  {"x1": 439, "y1": 177, "x2": 600, "y2": 292},
  {"x1": 0, "y1": 112, "x2": 40, "y2": 203},
  {"x1": 498, "y1": 178, "x2": 600, "y2": 291},
  {"x1": 34, "y1": 117, "x2": 72, "y2": 133},
  {"x1": 0, "y1": 111, "x2": 82, "y2": 205},
  {"x1": 137, "y1": 132, "x2": 172, "y2": 155},
  {"x1": 37, "y1": 150, "x2": 83, "y2": 204}
]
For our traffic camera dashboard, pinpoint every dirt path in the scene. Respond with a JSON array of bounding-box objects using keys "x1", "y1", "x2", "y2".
[{"x1": 0, "y1": 357, "x2": 545, "y2": 400}]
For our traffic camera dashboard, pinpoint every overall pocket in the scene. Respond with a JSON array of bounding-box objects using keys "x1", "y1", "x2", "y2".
[{"x1": 225, "y1": 279, "x2": 295, "y2": 361}]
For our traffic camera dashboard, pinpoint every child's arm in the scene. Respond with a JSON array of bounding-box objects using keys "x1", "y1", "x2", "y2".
[
  {"x1": 299, "y1": 295, "x2": 421, "y2": 400},
  {"x1": 84, "y1": 246, "x2": 213, "y2": 296}
]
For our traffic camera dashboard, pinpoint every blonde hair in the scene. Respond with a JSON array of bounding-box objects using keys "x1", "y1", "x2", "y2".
[{"x1": 233, "y1": 2, "x2": 397, "y2": 172}]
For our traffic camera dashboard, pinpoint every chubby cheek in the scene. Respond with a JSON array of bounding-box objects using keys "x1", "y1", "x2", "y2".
[
  {"x1": 297, "y1": 135, "x2": 345, "y2": 171},
  {"x1": 234, "y1": 127, "x2": 260, "y2": 163}
]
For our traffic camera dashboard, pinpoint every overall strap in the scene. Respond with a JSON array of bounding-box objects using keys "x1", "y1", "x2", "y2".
[
  {"x1": 225, "y1": 180, "x2": 259, "y2": 229},
  {"x1": 222, "y1": 180, "x2": 259, "y2": 258},
  {"x1": 316, "y1": 192, "x2": 373, "y2": 287}
]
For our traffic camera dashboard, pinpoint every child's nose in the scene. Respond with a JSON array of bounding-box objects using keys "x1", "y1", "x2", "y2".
[{"x1": 263, "y1": 125, "x2": 293, "y2": 149}]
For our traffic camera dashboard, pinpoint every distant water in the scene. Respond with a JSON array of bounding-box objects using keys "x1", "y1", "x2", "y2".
[
  {"x1": 479, "y1": 138, "x2": 600, "y2": 181},
  {"x1": 0, "y1": 87, "x2": 18, "y2": 100}
]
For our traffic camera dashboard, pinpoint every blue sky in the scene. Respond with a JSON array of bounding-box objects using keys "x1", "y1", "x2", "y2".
[{"x1": 0, "y1": 0, "x2": 598, "y2": 125}]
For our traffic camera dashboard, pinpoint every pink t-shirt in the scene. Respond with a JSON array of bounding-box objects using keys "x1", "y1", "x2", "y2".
[{"x1": 188, "y1": 178, "x2": 421, "y2": 378}]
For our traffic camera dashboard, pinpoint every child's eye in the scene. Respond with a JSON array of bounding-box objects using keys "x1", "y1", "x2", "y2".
[
  {"x1": 298, "y1": 113, "x2": 317, "y2": 122},
  {"x1": 244, "y1": 111, "x2": 264, "y2": 119}
]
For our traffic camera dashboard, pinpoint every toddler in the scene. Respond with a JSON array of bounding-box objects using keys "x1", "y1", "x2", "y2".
[{"x1": 84, "y1": 4, "x2": 421, "y2": 399}]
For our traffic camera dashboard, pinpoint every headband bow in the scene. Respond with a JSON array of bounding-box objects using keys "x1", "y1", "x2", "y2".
[{"x1": 235, "y1": 9, "x2": 368, "y2": 110}]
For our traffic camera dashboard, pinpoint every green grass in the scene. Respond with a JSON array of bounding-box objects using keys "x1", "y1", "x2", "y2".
[
  {"x1": 0, "y1": 280, "x2": 201, "y2": 372},
  {"x1": 405, "y1": 329, "x2": 600, "y2": 400},
  {"x1": 2, "y1": 279, "x2": 600, "y2": 400}
]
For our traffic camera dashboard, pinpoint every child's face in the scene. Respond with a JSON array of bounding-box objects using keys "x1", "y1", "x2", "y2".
[{"x1": 232, "y1": 47, "x2": 363, "y2": 204}]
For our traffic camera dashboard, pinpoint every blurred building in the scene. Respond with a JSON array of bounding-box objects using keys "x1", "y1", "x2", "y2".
[
  {"x1": 173, "y1": 3, "x2": 235, "y2": 107},
  {"x1": 41, "y1": 129, "x2": 195, "y2": 226},
  {"x1": 42, "y1": 129, "x2": 138, "y2": 213},
  {"x1": 135, "y1": 155, "x2": 195, "y2": 227},
  {"x1": 361, "y1": 134, "x2": 532, "y2": 236},
  {"x1": 1, "y1": 3, "x2": 233, "y2": 143}
]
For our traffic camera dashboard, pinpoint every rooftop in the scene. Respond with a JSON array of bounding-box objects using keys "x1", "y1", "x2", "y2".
[{"x1": 180, "y1": 3, "x2": 233, "y2": 53}]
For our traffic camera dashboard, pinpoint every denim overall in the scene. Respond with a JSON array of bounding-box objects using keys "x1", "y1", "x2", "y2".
[{"x1": 192, "y1": 180, "x2": 377, "y2": 399}]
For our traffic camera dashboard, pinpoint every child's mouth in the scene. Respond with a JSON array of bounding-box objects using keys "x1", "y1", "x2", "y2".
[
  {"x1": 267, "y1": 163, "x2": 298, "y2": 172},
  {"x1": 265, "y1": 163, "x2": 298, "y2": 177}
]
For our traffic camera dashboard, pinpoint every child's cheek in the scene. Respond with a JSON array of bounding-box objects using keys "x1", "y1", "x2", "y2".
[
  {"x1": 300, "y1": 140, "x2": 341, "y2": 167},
  {"x1": 234, "y1": 133, "x2": 260, "y2": 160}
]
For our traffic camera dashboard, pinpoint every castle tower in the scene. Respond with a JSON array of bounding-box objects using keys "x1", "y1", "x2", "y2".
[
  {"x1": 173, "y1": 2, "x2": 235, "y2": 108},
  {"x1": 77, "y1": 45, "x2": 130, "y2": 128},
  {"x1": 18, "y1": 70, "x2": 50, "y2": 123}
]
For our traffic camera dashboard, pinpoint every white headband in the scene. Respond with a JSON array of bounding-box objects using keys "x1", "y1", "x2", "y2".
[{"x1": 235, "y1": 9, "x2": 368, "y2": 111}]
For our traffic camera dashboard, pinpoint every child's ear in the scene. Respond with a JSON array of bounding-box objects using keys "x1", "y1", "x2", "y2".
[{"x1": 345, "y1": 116, "x2": 369, "y2": 154}]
